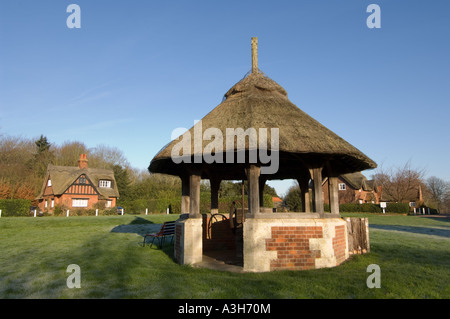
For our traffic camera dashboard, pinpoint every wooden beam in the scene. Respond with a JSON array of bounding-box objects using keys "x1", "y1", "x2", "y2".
[
  {"x1": 189, "y1": 174, "x2": 201, "y2": 218},
  {"x1": 210, "y1": 178, "x2": 221, "y2": 214},
  {"x1": 312, "y1": 167, "x2": 324, "y2": 216},
  {"x1": 246, "y1": 165, "x2": 261, "y2": 215},
  {"x1": 328, "y1": 176, "x2": 340, "y2": 216},
  {"x1": 297, "y1": 178, "x2": 311, "y2": 213},
  {"x1": 181, "y1": 175, "x2": 190, "y2": 214}
]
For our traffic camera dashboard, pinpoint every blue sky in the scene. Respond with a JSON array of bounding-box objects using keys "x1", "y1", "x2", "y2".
[{"x1": 1, "y1": 0, "x2": 449, "y2": 196}]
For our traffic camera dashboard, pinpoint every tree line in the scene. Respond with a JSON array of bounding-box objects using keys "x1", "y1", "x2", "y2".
[
  {"x1": 284, "y1": 161, "x2": 450, "y2": 214},
  {"x1": 0, "y1": 133, "x2": 278, "y2": 214}
]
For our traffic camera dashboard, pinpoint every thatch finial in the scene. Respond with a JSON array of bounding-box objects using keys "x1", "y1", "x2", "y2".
[{"x1": 251, "y1": 37, "x2": 258, "y2": 73}]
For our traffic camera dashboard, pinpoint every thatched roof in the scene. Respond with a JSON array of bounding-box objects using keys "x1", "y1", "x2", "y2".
[
  {"x1": 340, "y1": 172, "x2": 378, "y2": 191},
  {"x1": 37, "y1": 164, "x2": 119, "y2": 199},
  {"x1": 149, "y1": 69, "x2": 376, "y2": 180}
]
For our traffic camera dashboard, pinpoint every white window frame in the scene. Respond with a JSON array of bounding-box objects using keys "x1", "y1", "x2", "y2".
[
  {"x1": 47, "y1": 179, "x2": 52, "y2": 187},
  {"x1": 72, "y1": 198, "x2": 89, "y2": 207},
  {"x1": 51, "y1": 199, "x2": 54, "y2": 208},
  {"x1": 338, "y1": 183, "x2": 346, "y2": 191},
  {"x1": 99, "y1": 180, "x2": 111, "y2": 188},
  {"x1": 105, "y1": 200, "x2": 112, "y2": 208}
]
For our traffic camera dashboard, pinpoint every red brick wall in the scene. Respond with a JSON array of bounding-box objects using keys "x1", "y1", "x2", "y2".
[
  {"x1": 265, "y1": 226, "x2": 323, "y2": 271},
  {"x1": 265, "y1": 225, "x2": 347, "y2": 271},
  {"x1": 333, "y1": 225, "x2": 347, "y2": 265}
]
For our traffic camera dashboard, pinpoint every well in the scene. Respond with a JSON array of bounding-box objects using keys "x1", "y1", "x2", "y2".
[{"x1": 149, "y1": 38, "x2": 376, "y2": 272}]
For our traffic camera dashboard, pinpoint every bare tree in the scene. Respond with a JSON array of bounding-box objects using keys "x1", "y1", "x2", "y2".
[
  {"x1": 426, "y1": 176, "x2": 450, "y2": 213},
  {"x1": 373, "y1": 161, "x2": 425, "y2": 203}
]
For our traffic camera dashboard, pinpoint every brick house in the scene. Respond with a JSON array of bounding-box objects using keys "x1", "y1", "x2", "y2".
[
  {"x1": 322, "y1": 172, "x2": 380, "y2": 205},
  {"x1": 37, "y1": 154, "x2": 119, "y2": 212}
]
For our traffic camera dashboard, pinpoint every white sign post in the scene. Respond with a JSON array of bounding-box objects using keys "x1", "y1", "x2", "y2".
[{"x1": 380, "y1": 202, "x2": 386, "y2": 214}]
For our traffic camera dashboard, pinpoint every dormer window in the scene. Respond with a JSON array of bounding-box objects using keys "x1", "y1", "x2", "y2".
[{"x1": 99, "y1": 180, "x2": 111, "y2": 188}]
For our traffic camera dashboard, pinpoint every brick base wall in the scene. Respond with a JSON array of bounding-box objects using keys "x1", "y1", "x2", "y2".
[
  {"x1": 244, "y1": 218, "x2": 349, "y2": 272},
  {"x1": 333, "y1": 225, "x2": 347, "y2": 265},
  {"x1": 266, "y1": 226, "x2": 323, "y2": 271}
]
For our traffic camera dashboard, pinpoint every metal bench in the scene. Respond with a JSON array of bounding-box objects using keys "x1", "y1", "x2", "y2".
[{"x1": 142, "y1": 221, "x2": 176, "y2": 249}]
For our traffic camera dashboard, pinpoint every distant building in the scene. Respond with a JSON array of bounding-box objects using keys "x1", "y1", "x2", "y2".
[
  {"x1": 322, "y1": 172, "x2": 380, "y2": 204},
  {"x1": 272, "y1": 196, "x2": 284, "y2": 211},
  {"x1": 37, "y1": 154, "x2": 119, "y2": 212}
]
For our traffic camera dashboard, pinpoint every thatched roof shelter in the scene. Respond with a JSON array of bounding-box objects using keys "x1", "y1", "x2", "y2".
[
  {"x1": 149, "y1": 37, "x2": 376, "y2": 218},
  {"x1": 148, "y1": 38, "x2": 377, "y2": 271},
  {"x1": 149, "y1": 69, "x2": 376, "y2": 180}
]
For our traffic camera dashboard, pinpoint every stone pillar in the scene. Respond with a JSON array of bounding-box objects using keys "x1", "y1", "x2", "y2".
[
  {"x1": 328, "y1": 176, "x2": 340, "y2": 215},
  {"x1": 246, "y1": 165, "x2": 261, "y2": 216},
  {"x1": 312, "y1": 167, "x2": 324, "y2": 216},
  {"x1": 297, "y1": 178, "x2": 311, "y2": 213},
  {"x1": 210, "y1": 178, "x2": 221, "y2": 214},
  {"x1": 175, "y1": 218, "x2": 203, "y2": 265},
  {"x1": 181, "y1": 176, "x2": 190, "y2": 214},
  {"x1": 175, "y1": 170, "x2": 203, "y2": 266}
]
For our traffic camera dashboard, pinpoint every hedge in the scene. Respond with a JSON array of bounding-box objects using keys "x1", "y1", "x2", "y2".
[
  {"x1": 117, "y1": 193, "x2": 274, "y2": 215},
  {"x1": 339, "y1": 202, "x2": 409, "y2": 214},
  {"x1": 0, "y1": 199, "x2": 32, "y2": 217}
]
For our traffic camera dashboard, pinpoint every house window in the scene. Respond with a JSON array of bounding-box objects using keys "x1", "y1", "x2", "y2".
[
  {"x1": 47, "y1": 179, "x2": 52, "y2": 187},
  {"x1": 51, "y1": 199, "x2": 54, "y2": 208},
  {"x1": 105, "y1": 200, "x2": 112, "y2": 208},
  {"x1": 72, "y1": 199, "x2": 89, "y2": 207},
  {"x1": 338, "y1": 183, "x2": 346, "y2": 191},
  {"x1": 99, "y1": 180, "x2": 111, "y2": 188},
  {"x1": 45, "y1": 200, "x2": 48, "y2": 208},
  {"x1": 79, "y1": 177, "x2": 87, "y2": 184}
]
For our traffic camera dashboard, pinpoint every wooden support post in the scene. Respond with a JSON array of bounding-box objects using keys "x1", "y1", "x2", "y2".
[
  {"x1": 210, "y1": 178, "x2": 221, "y2": 214},
  {"x1": 181, "y1": 175, "x2": 190, "y2": 214},
  {"x1": 312, "y1": 167, "x2": 324, "y2": 216},
  {"x1": 297, "y1": 178, "x2": 311, "y2": 213},
  {"x1": 246, "y1": 165, "x2": 261, "y2": 216},
  {"x1": 328, "y1": 176, "x2": 340, "y2": 215},
  {"x1": 259, "y1": 177, "x2": 267, "y2": 211},
  {"x1": 251, "y1": 37, "x2": 258, "y2": 73},
  {"x1": 189, "y1": 174, "x2": 201, "y2": 218}
]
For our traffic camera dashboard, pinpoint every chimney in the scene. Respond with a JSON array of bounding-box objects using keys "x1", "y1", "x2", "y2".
[{"x1": 78, "y1": 154, "x2": 88, "y2": 169}]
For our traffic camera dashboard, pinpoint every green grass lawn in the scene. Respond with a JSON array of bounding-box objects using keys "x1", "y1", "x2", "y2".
[{"x1": 0, "y1": 213, "x2": 449, "y2": 299}]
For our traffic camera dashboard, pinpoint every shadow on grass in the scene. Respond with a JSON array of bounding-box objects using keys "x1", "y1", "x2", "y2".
[
  {"x1": 370, "y1": 224, "x2": 450, "y2": 238},
  {"x1": 110, "y1": 216, "x2": 160, "y2": 237},
  {"x1": 110, "y1": 216, "x2": 175, "y2": 256}
]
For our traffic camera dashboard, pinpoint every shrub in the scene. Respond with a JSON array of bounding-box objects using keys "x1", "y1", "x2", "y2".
[
  {"x1": 0, "y1": 199, "x2": 31, "y2": 217},
  {"x1": 386, "y1": 203, "x2": 410, "y2": 214}
]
